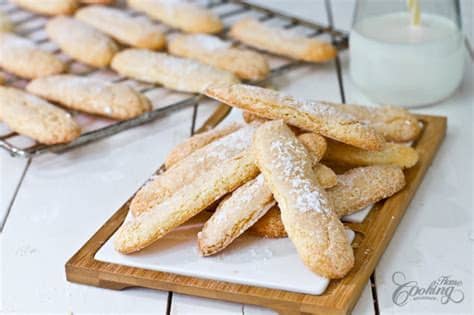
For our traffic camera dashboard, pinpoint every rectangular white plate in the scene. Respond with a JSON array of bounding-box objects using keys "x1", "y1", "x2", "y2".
[{"x1": 96, "y1": 212, "x2": 356, "y2": 295}]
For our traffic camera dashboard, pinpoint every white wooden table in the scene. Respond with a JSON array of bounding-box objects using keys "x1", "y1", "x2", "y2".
[{"x1": 1, "y1": 1, "x2": 472, "y2": 314}]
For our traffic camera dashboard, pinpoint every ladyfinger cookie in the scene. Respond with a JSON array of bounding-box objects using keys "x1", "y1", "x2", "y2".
[
  {"x1": 46, "y1": 16, "x2": 118, "y2": 67},
  {"x1": 0, "y1": 11, "x2": 12, "y2": 32},
  {"x1": 112, "y1": 49, "x2": 239, "y2": 93},
  {"x1": 0, "y1": 86, "x2": 80, "y2": 144},
  {"x1": 26, "y1": 75, "x2": 151, "y2": 120},
  {"x1": 13, "y1": 0, "x2": 78, "y2": 15},
  {"x1": 331, "y1": 103, "x2": 421, "y2": 142},
  {"x1": 250, "y1": 165, "x2": 406, "y2": 238},
  {"x1": 0, "y1": 33, "x2": 65, "y2": 79},
  {"x1": 230, "y1": 18, "x2": 337, "y2": 63},
  {"x1": 252, "y1": 120, "x2": 353, "y2": 278},
  {"x1": 323, "y1": 139, "x2": 419, "y2": 168},
  {"x1": 298, "y1": 133, "x2": 327, "y2": 163},
  {"x1": 205, "y1": 84, "x2": 385, "y2": 151},
  {"x1": 76, "y1": 6, "x2": 165, "y2": 50},
  {"x1": 165, "y1": 122, "x2": 242, "y2": 169},
  {"x1": 130, "y1": 124, "x2": 257, "y2": 216},
  {"x1": 198, "y1": 162, "x2": 336, "y2": 256},
  {"x1": 168, "y1": 34, "x2": 269, "y2": 81},
  {"x1": 114, "y1": 151, "x2": 259, "y2": 253},
  {"x1": 128, "y1": 0, "x2": 222, "y2": 34},
  {"x1": 198, "y1": 133, "x2": 333, "y2": 256}
]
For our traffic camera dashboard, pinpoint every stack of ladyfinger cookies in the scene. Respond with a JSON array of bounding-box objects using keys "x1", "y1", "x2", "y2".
[
  {"x1": 113, "y1": 84, "x2": 421, "y2": 279},
  {"x1": 0, "y1": 0, "x2": 340, "y2": 146}
]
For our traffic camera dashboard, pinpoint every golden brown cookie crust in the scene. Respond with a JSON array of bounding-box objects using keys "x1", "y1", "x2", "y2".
[
  {"x1": 250, "y1": 165, "x2": 406, "y2": 238},
  {"x1": 111, "y1": 49, "x2": 239, "y2": 93},
  {"x1": 323, "y1": 139, "x2": 419, "y2": 168},
  {"x1": 164, "y1": 122, "x2": 242, "y2": 169},
  {"x1": 252, "y1": 120, "x2": 354, "y2": 279},
  {"x1": 26, "y1": 75, "x2": 151, "y2": 120},
  {"x1": 205, "y1": 84, "x2": 385, "y2": 151},
  {"x1": 0, "y1": 86, "x2": 80, "y2": 144},
  {"x1": 230, "y1": 18, "x2": 337, "y2": 63},
  {"x1": 46, "y1": 16, "x2": 118, "y2": 67},
  {"x1": 114, "y1": 151, "x2": 259, "y2": 254},
  {"x1": 168, "y1": 34, "x2": 269, "y2": 81},
  {"x1": 0, "y1": 33, "x2": 65, "y2": 79},
  {"x1": 130, "y1": 124, "x2": 258, "y2": 217}
]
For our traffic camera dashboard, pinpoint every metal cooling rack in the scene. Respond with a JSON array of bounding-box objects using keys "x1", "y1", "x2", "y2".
[{"x1": 0, "y1": 0, "x2": 348, "y2": 158}]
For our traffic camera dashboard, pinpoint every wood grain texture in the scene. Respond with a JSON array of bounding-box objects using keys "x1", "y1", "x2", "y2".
[{"x1": 66, "y1": 108, "x2": 446, "y2": 315}]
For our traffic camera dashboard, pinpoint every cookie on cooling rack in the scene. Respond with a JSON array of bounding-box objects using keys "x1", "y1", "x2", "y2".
[
  {"x1": 0, "y1": 33, "x2": 65, "y2": 79},
  {"x1": 0, "y1": 86, "x2": 80, "y2": 144},
  {"x1": 76, "y1": 5, "x2": 165, "y2": 50},
  {"x1": 46, "y1": 16, "x2": 118, "y2": 67}
]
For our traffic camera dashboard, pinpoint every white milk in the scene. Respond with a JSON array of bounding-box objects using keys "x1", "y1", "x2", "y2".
[{"x1": 350, "y1": 12, "x2": 465, "y2": 107}]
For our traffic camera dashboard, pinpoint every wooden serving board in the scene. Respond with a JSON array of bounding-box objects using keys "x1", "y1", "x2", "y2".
[{"x1": 66, "y1": 105, "x2": 446, "y2": 315}]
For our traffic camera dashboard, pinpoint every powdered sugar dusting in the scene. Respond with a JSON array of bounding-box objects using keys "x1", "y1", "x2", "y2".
[
  {"x1": 231, "y1": 174, "x2": 265, "y2": 205},
  {"x1": 187, "y1": 34, "x2": 231, "y2": 51},
  {"x1": 145, "y1": 51, "x2": 236, "y2": 92},
  {"x1": 237, "y1": 85, "x2": 354, "y2": 122},
  {"x1": 195, "y1": 124, "x2": 255, "y2": 163},
  {"x1": 270, "y1": 136, "x2": 329, "y2": 214}
]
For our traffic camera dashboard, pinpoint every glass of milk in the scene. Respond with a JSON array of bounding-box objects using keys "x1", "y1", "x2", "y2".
[{"x1": 350, "y1": 0, "x2": 465, "y2": 107}]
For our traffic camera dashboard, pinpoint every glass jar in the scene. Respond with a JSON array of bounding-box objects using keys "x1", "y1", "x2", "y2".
[{"x1": 349, "y1": 0, "x2": 465, "y2": 107}]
